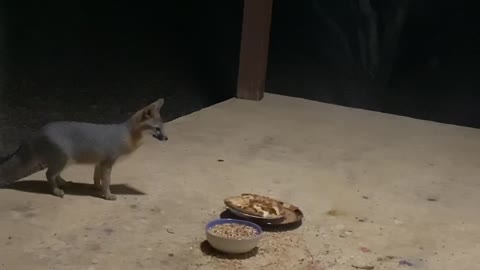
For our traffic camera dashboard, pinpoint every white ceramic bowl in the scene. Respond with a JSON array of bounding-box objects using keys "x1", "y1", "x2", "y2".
[{"x1": 205, "y1": 218, "x2": 262, "y2": 254}]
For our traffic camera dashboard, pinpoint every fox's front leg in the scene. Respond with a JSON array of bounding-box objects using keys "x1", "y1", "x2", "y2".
[{"x1": 100, "y1": 161, "x2": 116, "y2": 201}]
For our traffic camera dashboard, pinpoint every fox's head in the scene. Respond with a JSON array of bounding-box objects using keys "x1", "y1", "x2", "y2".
[{"x1": 130, "y1": 98, "x2": 168, "y2": 141}]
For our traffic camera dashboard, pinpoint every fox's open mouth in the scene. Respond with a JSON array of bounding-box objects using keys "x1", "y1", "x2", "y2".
[{"x1": 153, "y1": 128, "x2": 168, "y2": 141}]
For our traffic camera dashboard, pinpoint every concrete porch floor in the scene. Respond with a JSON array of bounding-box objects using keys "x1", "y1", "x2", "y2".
[{"x1": 1, "y1": 93, "x2": 479, "y2": 270}]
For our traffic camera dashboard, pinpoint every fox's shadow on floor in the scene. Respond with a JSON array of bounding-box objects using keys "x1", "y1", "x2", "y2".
[{"x1": 5, "y1": 180, "x2": 146, "y2": 198}]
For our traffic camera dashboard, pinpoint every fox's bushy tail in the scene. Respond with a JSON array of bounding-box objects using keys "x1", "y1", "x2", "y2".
[{"x1": 0, "y1": 143, "x2": 46, "y2": 187}]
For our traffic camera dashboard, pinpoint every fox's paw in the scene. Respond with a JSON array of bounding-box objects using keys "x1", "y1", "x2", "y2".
[
  {"x1": 104, "y1": 194, "x2": 117, "y2": 201},
  {"x1": 52, "y1": 188, "x2": 65, "y2": 198}
]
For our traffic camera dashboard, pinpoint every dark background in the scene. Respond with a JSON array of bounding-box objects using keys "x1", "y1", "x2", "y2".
[
  {"x1": 0, "y1": 1, "x2": 243, "y2": 123},
  {"x1": 0, "y1": 0, "x2": 479, "y2": 151},
  {"x1": 268, "y1": 0, "x2": 480, "y2": 128}
]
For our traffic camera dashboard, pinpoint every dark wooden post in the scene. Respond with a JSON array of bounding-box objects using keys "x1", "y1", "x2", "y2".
[{"x1": 236, "y1": 0, "x2": 274, "y2": 101}]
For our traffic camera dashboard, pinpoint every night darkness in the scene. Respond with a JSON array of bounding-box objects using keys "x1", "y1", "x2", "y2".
[
  {"x1": 267, "y1": 0, "x2": 480, "y2": 128},
  {"x1": 1, "y1": 0, "x2": 480, "y2": 151}
]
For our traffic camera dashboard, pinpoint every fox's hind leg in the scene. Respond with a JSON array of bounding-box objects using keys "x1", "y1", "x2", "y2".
[
  {"x1": 46, "y1": 160, "x2": 67, "y2": 198},
  {"x1": 93, "y1": 164, "x2": 102, "y2": 190},
  {"x1": 56, "y1": 175, "x2": 72, "y2": 188}
]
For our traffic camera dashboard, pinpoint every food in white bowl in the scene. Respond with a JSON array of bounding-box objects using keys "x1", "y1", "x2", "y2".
[
  {"x1": 209, "y1": 223, "x2": 258, "y2": 240},
  {"x1": 205, "y1": 219, "x2": 262, "y2": 254}
]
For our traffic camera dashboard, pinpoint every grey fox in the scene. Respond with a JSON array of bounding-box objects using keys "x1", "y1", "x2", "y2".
[{"x1": 0, "y1": 98, "x2": 168, "y2": 200}]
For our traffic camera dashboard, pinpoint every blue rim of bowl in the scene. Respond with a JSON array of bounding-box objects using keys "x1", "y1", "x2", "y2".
[{"x1": 206, "y1": 218, "x2": 263, "y2": 238}]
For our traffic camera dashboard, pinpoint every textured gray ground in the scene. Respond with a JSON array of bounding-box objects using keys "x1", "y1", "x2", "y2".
[{"x1": 1, "y1": 93, "x2": 479, "y2": 270}]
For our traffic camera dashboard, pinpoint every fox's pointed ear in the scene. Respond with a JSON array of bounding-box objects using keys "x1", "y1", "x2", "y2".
[
  {"x1": 157, "y1": 98, "x2": 165, "y2": 108},
  {"x1": 140, "y1": 107, "x2": 154, "y2": 122}
]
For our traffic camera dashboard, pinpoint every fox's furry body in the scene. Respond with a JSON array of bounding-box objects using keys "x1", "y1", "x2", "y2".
[{"x1": 0, "y1": 98, "x2": 168, "y2": 200}]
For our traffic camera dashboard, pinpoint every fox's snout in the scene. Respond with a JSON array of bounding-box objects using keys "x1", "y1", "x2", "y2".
[
  {"x1": 153, "y1": 127, "x2": 168, "y2": 141},
  {"x1": 154, "y1": 134, "x2": 168, "y2": 141}
]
